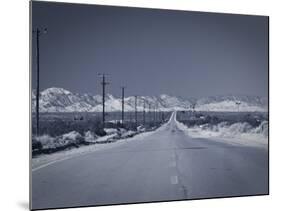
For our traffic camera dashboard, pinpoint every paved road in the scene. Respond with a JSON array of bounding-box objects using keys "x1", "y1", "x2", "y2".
[{"x1": 32, "y1": 112, "x2": 268, "y2": 209}]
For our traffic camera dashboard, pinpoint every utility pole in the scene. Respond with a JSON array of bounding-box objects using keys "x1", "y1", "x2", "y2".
[
  {"x1": 191, "y1": 102, "x2": 196, "y2": 113},
  {"x1": 135, "y1": 95, "x2": 138, "y2": 129},
  {"x1": 156, "y1": 102, "x2": 159, "y2": 123},
  {"x1": 236, "y1": 101, "x2": 241, "y2": 112},
  {"x1": 143, "y1": 98, "x2": 146, "y2": 126},
  {"x1": 121, "y1": 86, "x2": 125, "y2": 126},
  {"x1": 148, "y1": 103, "x2": 151, "y2": 123},
  {"x1": 154, "y1": 105, "x2": 156, "y2": 125},
  {"x1": 98, "y1": 73, "x2": 109, "y2": 127},
  {"x1": 233, "y1": 96, "x2": 241, "y2": 112},
  {"x1": 33, "y1": 27, "x2": 47, "y2": 136}
]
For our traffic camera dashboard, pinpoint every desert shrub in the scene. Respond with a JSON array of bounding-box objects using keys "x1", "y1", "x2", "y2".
[
  {"x1": 93, "y1": 119, "x2": 106, "y2": 136},
  {"x1": 242, "y1": 114, "x2": 261, "y2": 127},
  {"x1": 116, "y1": 121, "x2": 123, "y2": 128},
  {"x1": 32, "y1": 138, "x2": 42, "y2": 151},
  {"x1": 32, "y1": 131, "x2": 87, "y2": 155},
  {"x1": 177, "y1": 111, "x2": 268, "y2": 128},
  {"x1": 32, "y1": 115, "x2": 107, "y2": 137}
]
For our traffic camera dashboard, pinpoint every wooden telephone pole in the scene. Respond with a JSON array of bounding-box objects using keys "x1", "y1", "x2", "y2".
[
  {"x1": 121, "y1": 86, "x2": 126, "y2": 126},
  {"x1": 98, "y1": 73, "x2": 109, "y2": 127},
  {"x1": 135, "y1": 95, "x2": 138, "y2": 129},
  {"x1": 143, "y1": 98, "x2": 146, "y2": 126},
  {"x1": 33, "y1": 28, "x2": 47, "y2": 136}
]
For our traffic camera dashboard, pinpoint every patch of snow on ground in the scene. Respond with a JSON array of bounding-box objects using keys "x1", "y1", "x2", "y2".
[
  {"x1": 175, "y1": 113, "x2": 268, "y2": 148},
  {"x1": 35, "y1": 135, "x2": 56, "y2": 149},
  {"x1": 84, "y1": 131, "x2": 99, "y2": 142},
  {"x1": 120, "y1": 130, "x2": 135, "y2": 138},
  {"x1": 104, "y1": 128, "x2": 118, "y2": 135},
  {"x1": 61, "y1": 131, "x2": 83, "y2": 144}
]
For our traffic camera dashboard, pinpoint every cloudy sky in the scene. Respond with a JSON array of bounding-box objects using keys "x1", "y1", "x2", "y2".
[{"x1": 32, "y1": 1, "x2": 268, "y2": 98}]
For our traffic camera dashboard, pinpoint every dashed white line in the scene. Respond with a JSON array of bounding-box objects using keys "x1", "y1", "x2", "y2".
[{"x1": 170, "y1": 176, "x2": 178, "y2": 185}]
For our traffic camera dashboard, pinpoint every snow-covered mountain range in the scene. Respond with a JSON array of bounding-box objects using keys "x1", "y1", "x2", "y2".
[{"x1": 31, "y1": 87, "x2": 268, "y2": 113}]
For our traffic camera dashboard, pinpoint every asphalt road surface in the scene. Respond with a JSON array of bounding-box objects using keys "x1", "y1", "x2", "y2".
[{"x1": 32, "y1": 112, "x2": 268, "y2": 209}]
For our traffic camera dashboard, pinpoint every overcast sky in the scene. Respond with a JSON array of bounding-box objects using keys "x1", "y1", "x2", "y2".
[{"x1": 31, "y1": 1, "x2": 268, "y2": 98}]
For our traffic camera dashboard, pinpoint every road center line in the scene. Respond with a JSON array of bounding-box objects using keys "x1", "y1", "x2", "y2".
[{"x1": 170, "y1": 175, "x2": 178, "y2": 185}]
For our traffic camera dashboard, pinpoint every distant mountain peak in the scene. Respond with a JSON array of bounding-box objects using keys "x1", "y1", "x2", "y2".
[
  {"x1": 41, "y1": 87, "x2": 72, "y2": 95},
  {"x1": 31, "y1": 87, "x2": 268, "y2": 113}
]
